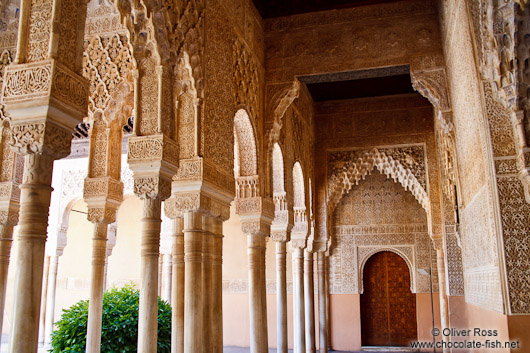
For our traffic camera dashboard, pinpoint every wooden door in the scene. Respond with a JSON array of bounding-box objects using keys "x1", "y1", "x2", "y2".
[{"x1": 360, "y1": 251, "x2": 417, "y2": 347}]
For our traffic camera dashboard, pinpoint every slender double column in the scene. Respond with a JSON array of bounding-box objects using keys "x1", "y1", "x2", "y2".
[
  {"x1": 9, "y1": 154, "x2": 55, "y2": 353},
  {"x1": 304, "y1": 251, "x2": 315, "y2": 353},
  {"x1": 43, "y1": 255, "x2": 60, "y2": 347},
  {"x1": 293, "y1": 247, "x2": 306, "y2": 353},
  {"x1": 435, "y1": 242, "x2": 450, "y2": 352},
  {"x1": 325, "y1": 256, "x2": 331, "y2": 351},
  {"x1": 317, "y1": 252, "x2": 328, "y2": 353},
  {"x1": 38, "y1": 255, "x2": 50, "y2": 346},
  {"x1": 248, "y1": 233, "x2": 268, "y2": 353},
  {"x1": 202, "y1": 216, "x2": 214, "y2": 353},
  {"x1": 211, "y1": 218, "x2": 224, "y2": 353},
  {"x1": 138, "y1": 198, "x2": 163, "y2": 352},
  {"x1": 0, "y1": 225, "x2": 14, "y2": 347},
  {"x1": 275, "y1": 241, "x2": 288, "y2": 353},
  {"x1": 162, "y1": 253, "x2": 172, "y2": 302},
  {"x1": 86, "y1": 223, "x2": 110, "y2": 353},
  {"x1": 184, "y1": 211, "x2": 204, "y2": 353},
  {"x1": 171, "y1": 218, "x2": 184, "y2": 353}
]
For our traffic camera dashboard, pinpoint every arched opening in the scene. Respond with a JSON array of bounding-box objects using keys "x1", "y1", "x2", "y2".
[
  {"x1": 360, "y1": 251, "x2": 417, "y2": 347},
  {"x1": 292, "y1": 161, "x2": 306, "y2": 227},
  {"x1": 234, "y1": 109, "x2": 258, "y2": 199},
  {"x1": 272, "y1": 143, "x2": 287, "y2": 218}
]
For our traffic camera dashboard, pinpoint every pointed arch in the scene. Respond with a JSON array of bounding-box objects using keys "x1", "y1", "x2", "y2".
[
  {"x1": 234, "y1": 108, "x2": 258, "y2": 177},
  {"x1": 272, "y1": 143, "x2": 285, "y2": 194},
  {"x1": 293, "y1": 161, "x2": 305, "y2": 209}
]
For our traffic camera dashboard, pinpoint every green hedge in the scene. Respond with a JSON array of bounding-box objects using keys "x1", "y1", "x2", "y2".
[{"x1": 50, "y1": 285, "x2": 171, "y2": 352}]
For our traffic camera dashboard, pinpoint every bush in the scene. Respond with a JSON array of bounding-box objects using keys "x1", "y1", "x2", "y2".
[{"x1": 50, "y1": 285, "x2": 171, "y2": 352}]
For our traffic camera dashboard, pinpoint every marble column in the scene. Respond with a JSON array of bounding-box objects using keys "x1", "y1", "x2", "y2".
[
  {"x1": 86, "y1": 223, "x2": 110, "y2": 353},
  {"x1": 275, "y1": 241, "x2": 288, "y2": 353},
  {"x1": 325, "y1": 255, "x2": 330, "y2": 351},
  {"x1": 248, "y1": 233, "x2": 268, "y2": 353},
  {"x1": 211, "y1": 218, "x2": 224, "y2": 353},
  {"x1": 317, "y1": 252, "x2": 327, "y2": 353},
  {"x1": 304, "y1": 251, "x2": 315, "y2": 353},
  {"x1": 138, "y1": 198, "x2": 162, "y2": 352},
  {"x1": 202, "y1": 216, "x2": 214, "y2": 353},
  {"x1": 158, "y1": 255, "x2": 163, "y2": 297},
  {"x1": 9, "y1": 154, "x2": 56, "y2": 353},
  {"x1": 43, "y1": 254, "x2": 59, "y2": 347},
  {"x1": 0, "y1": 225, "x2": 14, "y2": 348},
  {"x1": 162, "y1": 253, "x2": 172, "y2": 302},
  {"x1": 184, "y1": 211, "x2": 204, "y2": 353},
  {"x1": 172, "y1": 218, "x2": 184, "y2": 353},
  {"x1": 38, "y1": 255, "x2": 50, "y2": 346},
  {"x1": 435, "y1": 241, "x2": 450, "y2": 351},
  {"x1": 293, "y1": 247, "x2": 306, "y2": 353}
]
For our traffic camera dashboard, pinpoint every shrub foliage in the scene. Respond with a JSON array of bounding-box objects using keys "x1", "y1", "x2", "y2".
[{"x1": 50, "y1": 285, "x2": 171, "y2": 352}]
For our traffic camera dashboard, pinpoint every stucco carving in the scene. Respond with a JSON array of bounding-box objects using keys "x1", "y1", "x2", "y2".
[{"x1": 327, "y1": 146, "x2": 429, "y2": 214}]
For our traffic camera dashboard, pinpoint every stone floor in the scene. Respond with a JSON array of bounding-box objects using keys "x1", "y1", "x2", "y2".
[
  {"x1": 223, "y1": 347, "x2": 422, "y2": 353},
  {"x1": 0, "y1": 335, "x2": 423, "y2": 353}
]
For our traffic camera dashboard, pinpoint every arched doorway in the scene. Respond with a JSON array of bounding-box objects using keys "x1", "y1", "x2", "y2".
[{"x1": 360, "y1": 251, "x2": 417, "y2": 347}]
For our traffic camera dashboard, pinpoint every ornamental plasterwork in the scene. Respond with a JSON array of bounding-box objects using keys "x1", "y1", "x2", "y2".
[
  {"x1": 233, "y1": 38, "x2": 259, "y2": 125},
  {"x1": 82, "y1": 33, "x2": 134, "y2": 122},
  {"x1": 85, "y1": 0, "x2": 124, "y2": 38},
  {"x1": 329, "y1": 172, "x2": 434, "y2": 294},
  {"x1": 327, "y1": 146, "x2": 429, "y2": 213}
]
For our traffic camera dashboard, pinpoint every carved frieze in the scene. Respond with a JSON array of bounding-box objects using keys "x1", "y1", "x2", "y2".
[{"x1": 3, "y1": 60, "x2": 89, "y2": 123}]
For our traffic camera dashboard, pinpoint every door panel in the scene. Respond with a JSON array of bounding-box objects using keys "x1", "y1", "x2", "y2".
[{"x1": 360, "y1": 251, "x2": 417, "y2": 346}]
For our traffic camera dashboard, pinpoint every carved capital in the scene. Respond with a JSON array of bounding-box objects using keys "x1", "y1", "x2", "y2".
[
  {"x1": 87, "y1": 205, "x2": 117, "y2": 224},
  {"x1": 163, "y1": 197, "x2": 183, "y2": 219},
  {"x1": 241, "y1": 218, "x2": 270, "y2": 237},
  {"x1": 10, "y1": 121, "x2": 72, "y2": 159},
  {"x1": 271, "y1": 230, "x2": 290, "y2": 242},
  {"x1": 133, "y1": 176, "x2": 171, "y2": 200},
  {"x1": 290, "y1": 239, "x2": 307, "y2": 249}
]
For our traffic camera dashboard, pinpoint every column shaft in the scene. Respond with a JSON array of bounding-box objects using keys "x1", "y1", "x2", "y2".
[
  {"x1": 43, "y1": 255, "x2": 59, "y2": 346},
  {"x1": 172, "y1": 218, "x2": 184, "y2": 353},
  {"x1": 317, "y1": 253, "x2": 327, "y2": 353},
  {"x1": 184, "y1": 211, "x2": 203, "y2": 353},
  {"x1": 293, "y1": 247, "x2": 306, "y2": 353},
  {"x1": 436, "y1": 248, "x2": 450, "y2": 349},
  {"x1": 202, "y1": 217, "x2": 214, "y2": 353},
  {"x1": 275, "y1": 241, "x2": 288, "y2": 353},
  {"x1": 325, "y1": 256, "x2": 330, "y2": 351},
  {"x1": 138, "y1": 198, "x2": 162, "y2": 352},
  {"x1": 38, "y1": 254, "x2": 50, "y2": 346},
  {"x1": 162, "y1": 253, "x2": 172, "y2": 302},
  {"x1": 86, "y1": 223, "x2": 109, "y2": 353},
  {"x1": 248, "y1": 233, "x2": 268, "y2": 353},
  {"x1": 9, "y1": 153, "x2": 54, "y2": 353},
  {"x1": 0, "y1": 226, "x2": 14, "y2": 349},
  {"x1": 304, "y1": 251, "x2": 315, "y2": 353},
  {"x1": 211, "y1": 219, "x2": 223, "y2": 353}
]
